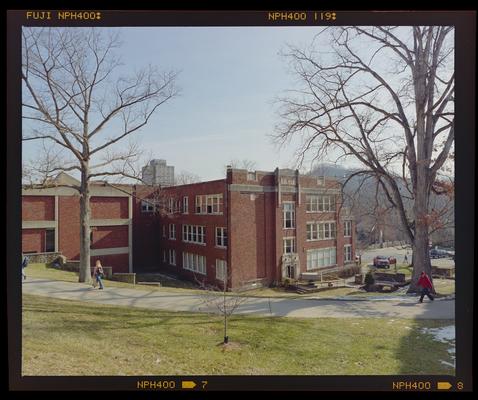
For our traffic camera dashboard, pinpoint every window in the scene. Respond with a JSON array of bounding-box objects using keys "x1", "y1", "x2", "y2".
[
  {"x1": 163, "y1": 250, "x2": 166, "y2": 263},
  {"x1": 162, "y1": 225, "x2": 166, "y2": 238},
  {"x1": 306, "y1": 222, "x2": 336, "y2": 240},
  {"x1": 182, "y1": 225, "x2": 206, "y2": 245},
  {"x1": 247, "y1": 171, "x2": 256, "y2": 181},
  {"x1": 169, "y1": 249, "x2": 176, "y2": 265},
  {"x1": 182, "y1": 252, "x2": 206, "y2": 275},
  {"x1": 141, "y1": 200, "x2": 154, "y2": 213},
  {"x1": 168, "y1": 198, "x2": 174, "y2": 213},
  {"x1": 183, "y1": 196, "x2": 189, "y2": 214},
  {"x1": 286, "y1": 265, "x2": 296, "y2": 279},
  {"x1": 169, "y1": 224, "x2": 176, "y2": 240},
  {"x1": 344, "y1": 221, "x2": 352, "y2": 237},
  {"x1": 283, "y1": 202, "x2": 295, "y2": 228},
  {"x1": 195, "y1": 194, "x2": 223, "y2": 215},
  {"x1": 216, "y1": 259, "x2": 227, "y2": 281},
  {"x1": 344, "y1": 245, "x2": 352, "y2": 262},
  {"x1": 306, "y1": 248, "x2": 337, "y2": 270},
  {"x1": 45, "y1": 229, "x2": 55, "y2": 252},
  {"x1": 280, "y1": 176, "x2": 296, "y2": 185},
  {"x1": 216, "y1": 227, "x2": 228, "y2": 247},
  {"x1": 306, "y1": 195, "x2": 336, "y2": 212},
  {"x1": 283, "y1": 238, "x2": 296, "y2": 254},
  {"x1": 317, "y1": 176, "x2": 325, "y2": 186}
]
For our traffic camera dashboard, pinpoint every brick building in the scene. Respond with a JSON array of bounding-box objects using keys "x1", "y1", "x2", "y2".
[
  {"x1": 154, "y1": 167, "x2": 355, "y2": 289},
  {"x1": 21, "y1": 173, "x2": 156, "y2": 273},
  {"x1": 21, "y1": 168, "x2": 355, "y2": 287}
]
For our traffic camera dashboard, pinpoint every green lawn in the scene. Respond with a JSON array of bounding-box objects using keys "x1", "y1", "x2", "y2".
[{"x1": 22, "y1": 293, "x2": 455, "y2": 376}]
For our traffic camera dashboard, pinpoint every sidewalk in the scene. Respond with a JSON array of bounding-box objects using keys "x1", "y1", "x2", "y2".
[{"x1": 22, "y1": 278, "x2": 455, "y2": 319}]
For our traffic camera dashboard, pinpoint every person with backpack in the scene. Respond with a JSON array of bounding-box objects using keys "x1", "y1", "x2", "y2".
[{"x1": 92, "y1": 259, "x2": 105, "y2": 290}]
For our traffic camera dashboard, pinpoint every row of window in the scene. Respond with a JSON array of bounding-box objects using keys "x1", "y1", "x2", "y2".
[
  {"x1": 282, "y1": 199, "x2": 348, "y2": 229},
  {"x1": 164, "y1": 224, "x2": 228, "y2": 248},
  {"x1": 163, "y1": 249, "x2": 227, "y2": 281},
  {"x1": 304, "y1": 245, "x2": 353, "y2": 270},
  {"x1": 141, "y1": 194, "x2": 223, "y2": 215}
]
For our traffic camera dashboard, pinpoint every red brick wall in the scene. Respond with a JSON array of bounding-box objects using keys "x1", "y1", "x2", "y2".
[
  {"x1": 132, "y1": 186, "x2": 162, "y2": 269},
  {"x1": 90, "y1": 253, "x2": 129, "y2": 273},
  {"x1": 22, "y1": 196, "x2": 54, "y2": 221},
  {"x1": 91, "y1": 197, "x2": 129, "y2": 219},
  {"x1": 91, "y1": 225, "x2": 128, "y2": 249},
  {"x1": 22, "y1": 229, "x2": 45, "y2": 253},
  {"x1": 150, "y1": 181, "x2": 228, "y2": 285}
]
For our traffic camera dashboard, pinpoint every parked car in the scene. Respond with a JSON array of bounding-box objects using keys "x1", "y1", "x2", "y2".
[
  {"x1": 429, "y1": 248, "x2": 448, "y2": 259},
  {"x1": 373, "y1": 255, "x2": 392, "y2": 268}
]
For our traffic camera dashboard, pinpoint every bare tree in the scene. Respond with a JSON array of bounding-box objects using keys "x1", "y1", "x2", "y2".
[
  {"x1": 174, "y1": 170, "x2": 201, "y2": 185},
  {"x1": 22, "y1": 27, "x2": 179, "y2": 282},
  {"x1": 226, "y1": 159, "x2": 257, "y2": 171},
  {"x1": 195, "y1": 266, "x2": 249, "y2": 345},
  {"x1": 275, "y1": 27, "x2": 454, "y2": 292}
]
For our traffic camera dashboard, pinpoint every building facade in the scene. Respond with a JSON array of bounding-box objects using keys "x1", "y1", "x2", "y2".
[
  {"x1": 154, "y1": 167, "x2": 355, "y2": 289},
  {"x1": 21, "y1": 173, "x2": 154, "y2": 273},
  {"x1": 141, "y1": 159, "x2": 175, "y2": 187},
  {"x1": 21, "y1": 168, "x2": 355, "y2": 287}
]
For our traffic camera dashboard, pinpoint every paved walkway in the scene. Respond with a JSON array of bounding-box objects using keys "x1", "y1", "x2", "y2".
[{"x1": 22, "y1": 278, "x2": 454, "y2": 319}]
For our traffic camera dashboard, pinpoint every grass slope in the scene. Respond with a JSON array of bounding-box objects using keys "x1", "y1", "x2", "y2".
[{"x1": 22, "y1": 294, "x2": 455, "y2": 376}]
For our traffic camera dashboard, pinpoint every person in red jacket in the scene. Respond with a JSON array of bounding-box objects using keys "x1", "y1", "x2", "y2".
[{"x1": 417, "y1": 271, "x2": 434, "y2": 303}]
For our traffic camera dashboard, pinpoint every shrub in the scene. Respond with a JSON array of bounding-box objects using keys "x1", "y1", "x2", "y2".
[{"x1": 364, "y1": 271, "x2": 375, "y2": 286}]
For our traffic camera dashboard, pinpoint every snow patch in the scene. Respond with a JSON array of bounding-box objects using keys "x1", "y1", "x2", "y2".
[
  {"x1": 421, "y1": 325, "x2": 455, "y2": 368},
  {"x1": 421, "y1": 325, "x2": 455, "y2": 342}
]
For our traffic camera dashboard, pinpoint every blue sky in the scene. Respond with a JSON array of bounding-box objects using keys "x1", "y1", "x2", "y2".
[
  {"x1": 119, "y1": 27, "x2": 324, "y2": 180},
  {"x1": 23, "y1": 27, "x2": 333, "y2": 181}
]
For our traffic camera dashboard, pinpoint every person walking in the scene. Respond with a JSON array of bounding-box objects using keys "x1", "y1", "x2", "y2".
[
  {"x1": 417, "y1": 271, "x2": 434, "y2": 303},
  {"x1": 92, "y1": 260, "x2": 104, "y2": 290},
  {"x1": 21, "y1": 254, "x2": 29, "y2": 280}
]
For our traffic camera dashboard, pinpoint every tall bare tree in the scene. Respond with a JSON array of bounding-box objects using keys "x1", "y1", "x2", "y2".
[
  {"x1": 275, "y1": 27, "x2": 454, "y2": 292},
  {"x1": 22, "y1": 27, "x2": 179, "y2": 282}
]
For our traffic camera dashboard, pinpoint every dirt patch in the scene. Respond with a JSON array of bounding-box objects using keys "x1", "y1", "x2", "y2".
[{"x1": 216, "y1": 341, "x2": 242, "y2": 351}]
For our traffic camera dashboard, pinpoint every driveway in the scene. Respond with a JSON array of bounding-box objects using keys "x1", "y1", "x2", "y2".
[
  {"x1": 22, "y1": 278, "x2": 454, "y2": 320},
  {"x1": 361, "y1": 246, "x2": 455, "y2": 268}
]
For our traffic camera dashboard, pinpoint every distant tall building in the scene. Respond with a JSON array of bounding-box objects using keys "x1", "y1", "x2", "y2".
[{"x1": 142, "y1": 159, "x2": 175, "y2": 186}]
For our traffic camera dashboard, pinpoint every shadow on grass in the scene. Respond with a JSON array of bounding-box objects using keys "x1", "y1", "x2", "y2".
[{"x1": 396, "y1": 314, "x2": 455, "y2": 375}]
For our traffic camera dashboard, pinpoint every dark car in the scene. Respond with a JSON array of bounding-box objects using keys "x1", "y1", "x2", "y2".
[
  {"x1": 429, "y1": 248, "x2": 448, "y2": 259},
  {"x1": 373, "y1": 255, "x2": 391, "y2": 268}
]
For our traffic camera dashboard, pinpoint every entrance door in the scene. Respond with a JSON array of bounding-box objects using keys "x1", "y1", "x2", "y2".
[{"x1": 286, "y1": 265, "x2": 295, "y2": 279}]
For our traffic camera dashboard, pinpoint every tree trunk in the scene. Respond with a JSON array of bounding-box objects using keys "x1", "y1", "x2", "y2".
[
  {"x1": 78, "y1": 166, "x2": 91, "y2": 283},
  {"x1": 408, "y1": 172, "x2": 433, "y2": 293}
]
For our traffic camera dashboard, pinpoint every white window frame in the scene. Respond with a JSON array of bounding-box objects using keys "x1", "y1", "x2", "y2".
[
  {"x1": 182, "y1": 224, "x2": 206, "y2": 245},
  {"x1": 306, "y1": 195, "x2": 336, "y2": 212},
  {"x1": 247, "y1": 171, "x2": 257, "y2": 181},
  {"x1": 306, "y1": 247, "x2": 337, "y2": 270},
  {"x1": 182, "y1": 252, "x2": 206, "y2": 275},
  {"x1": 344, "y1": 244, "x2": 352, "y2": 262},
  {"x1": 183, "y1": 196, "x2": 189, "y2": 214},
  {"x1": 141, "y1": 200, "x2": 154, "y2": 213},
  {"x1": 216, "y1": 259, "x2": 227, "y2": 281},
  {"x1": 169, "y1": 249, "x2": 176, "y2": 265},
  {"x1": 168, "y1": 198, "x2": 174, "y2": 213},
  {"x1": 169, "y1": 224, "x2": 176, "y2": 240},
  {"x1": 195, "y1": 194, "x2": 223, "y2": 215},
  {"x1": 283, "y1": 202, "x2": 295, "y2": 229},
  {"x1": 215, "y1": 227, "x2": 228, "y2": 248},
  {"x1": 283, "y1": 237, "x2": 296, "y2": 254},
  {"x1": 344, "y1": 220, "x2": 352, "y2": 237},
  {"x1": 306, "y1": 221, "x2": 336, "y2": 241}
]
